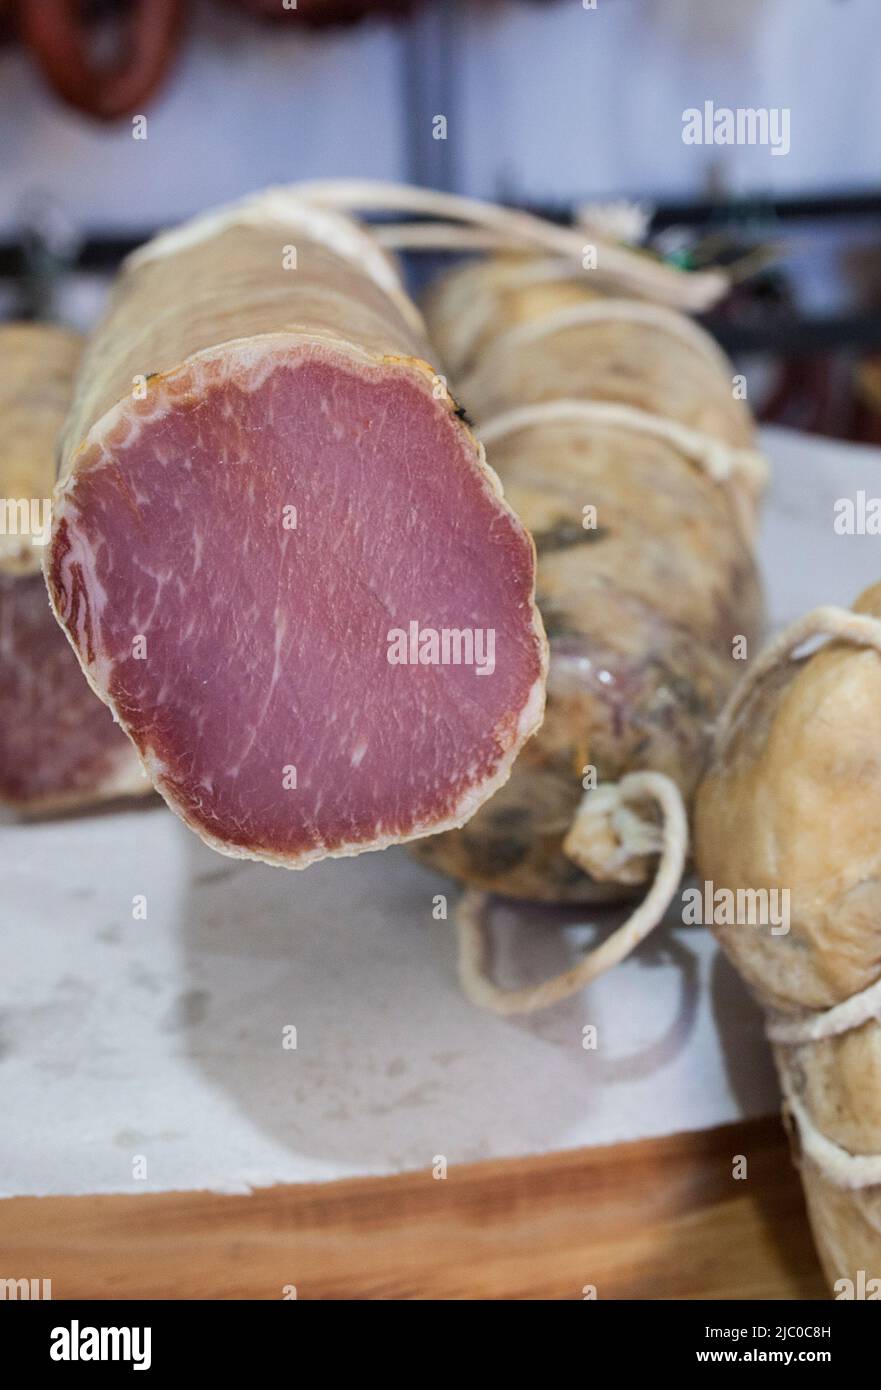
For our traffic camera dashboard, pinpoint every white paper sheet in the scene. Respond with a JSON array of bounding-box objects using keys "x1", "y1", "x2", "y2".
[{"x1": 0, "y1": 424, "x2": 876, "y2": 1196}]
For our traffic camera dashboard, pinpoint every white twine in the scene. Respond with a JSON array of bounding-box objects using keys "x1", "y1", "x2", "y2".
[
  {"x1": 460, "y1": 298, "x2": 734, "y2": 383},
  {"x1": 287, "y1": 179, "x2": 729, "y2": 312},
  {"x1": 768, "y1": 975, "x2": 881, "y2": 1045},
  {"x1": 477, "y1": 399, "x2": 768, "y2": 490},
  {"x1": 455, "y1": 771, "x2": 688, "y2": 1015},
  {"x1": 781, "y1": 1068, "x2": 881, "y2": 1192}
]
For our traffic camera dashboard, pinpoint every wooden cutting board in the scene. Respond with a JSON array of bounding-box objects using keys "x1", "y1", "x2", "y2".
[{"x1": 0, "y1": 1115, "x2": 825, "y2": 1299}]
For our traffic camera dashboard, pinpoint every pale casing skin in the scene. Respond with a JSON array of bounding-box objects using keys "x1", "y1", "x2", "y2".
[
  {"x1": 694, "y1": 582, "x2": 881, "y2": 1293},
  {"x1": 0, "y1": 323, "x2": 82, "y2": 577},
  {"x1": 411, "y1": 256, "x2": 764, "y2": 902},
  {"x1": 0, "y1": 323, "x2": 149, "y2": 810},
  {"x1": 46, "y1": 209, "x2": 547, "y2": 868}
]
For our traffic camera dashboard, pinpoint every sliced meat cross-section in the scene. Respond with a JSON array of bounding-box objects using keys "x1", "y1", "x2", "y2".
[{"x1": 46, "y1": 191, "x2": 547, "y2": 867}]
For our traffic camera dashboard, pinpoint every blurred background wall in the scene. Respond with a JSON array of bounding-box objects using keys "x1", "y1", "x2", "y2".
[
  {"x1": 2, "y1": 0, "x2": 881, "y2": 442},
  {"x1": 0, "y1": 0, "x2": 879, "y2": 234}
]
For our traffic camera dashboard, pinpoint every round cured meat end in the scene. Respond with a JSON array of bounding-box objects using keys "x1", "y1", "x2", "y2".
[
  {"x1": 47, "y1": 341, "x2": 546, "y2": 868},
  {"x1": 0, "y1": 572, "x2": 145, "y2": 809}
]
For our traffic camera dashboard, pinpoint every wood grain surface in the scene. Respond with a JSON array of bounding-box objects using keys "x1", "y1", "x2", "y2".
[{"x1": 0, "y1": 1116, "x2": 826, "y2": 1300}]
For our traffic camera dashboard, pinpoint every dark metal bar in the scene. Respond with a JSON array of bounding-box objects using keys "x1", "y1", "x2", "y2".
[
  {"x1": 702, "y1": 315, "x2": 881, "y2": 356},
  {"x1": 3, "y1": 188, "x2": 881, "y2": 275}
]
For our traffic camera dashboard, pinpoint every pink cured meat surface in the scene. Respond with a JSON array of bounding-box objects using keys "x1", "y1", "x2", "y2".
[
  {"x1": 0, "y1": 572, "x2": 142, "y2": 808},
  {"x1": 48, "y1": 346, "x2": 545, "y2": 866}
]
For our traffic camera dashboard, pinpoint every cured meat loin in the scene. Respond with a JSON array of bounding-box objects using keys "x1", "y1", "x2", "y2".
[
  {"x1": 0, "y1": 569, "x2": 151, "y2": 810},
  {"x1": 46, "y1": 192, "x2": 547, "y2": 869},
  {"x1": 694, "y1": 589, "x2": 881, "y2": 1293},
  {"x1": 410, "y1": 256, "x2": 766, "y2": 902},
  {"x1": 0, "y1": 323, "x2": 148, "y2": 810}
]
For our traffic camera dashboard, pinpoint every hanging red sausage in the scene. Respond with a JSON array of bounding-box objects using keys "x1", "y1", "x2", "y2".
[
  {"x1": 225, "y1": 1, "x2": 413, "y2": 23},
  {"x1": 17, "y1": 0, "x2": 186, "y2": 121}
]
